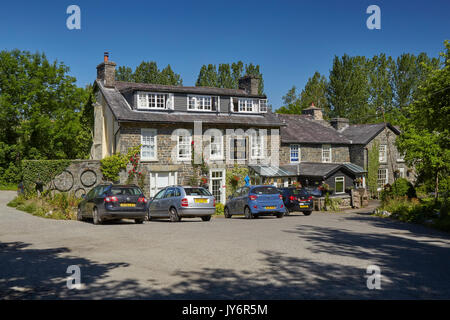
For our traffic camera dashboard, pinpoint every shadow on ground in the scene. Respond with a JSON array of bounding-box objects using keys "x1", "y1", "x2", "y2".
[{"x1": 1, "y1": 215, "x2": 450, "y2": 299}]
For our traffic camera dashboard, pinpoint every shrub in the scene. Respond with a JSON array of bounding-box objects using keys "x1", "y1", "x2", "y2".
[
  {"x1": 21, "y1": 160, "x2": 71, "y2": 193},
  {"x1": 391, "y1": 178, "x2": 416, "y2": 198},
  {"x1": 215, "y1": 202, "x2": 224, "y2": 215}
]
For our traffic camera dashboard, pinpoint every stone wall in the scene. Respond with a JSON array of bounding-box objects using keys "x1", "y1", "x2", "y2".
[{"x1": 279, "y1": 143, "x2": 350, "y2": 165}]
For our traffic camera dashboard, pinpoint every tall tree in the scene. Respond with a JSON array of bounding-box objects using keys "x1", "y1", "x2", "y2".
[
  {"x1": 276, "y1": 86, "x2": 301, "y2": 114},
  {"x1": 133, "y1": 61, "x2": 160, "y2": 84},
  {"x1": 159, "y1": 64, "x2": 183, "y2": 86},
  {"x1": 196, "y1": 64, "x2": 218, "y2": 87},
  {"x1": 218, "y1": 63, "x2": 234, "y2": 88},
  {"x1": 368, "y1": 54, "x2": 395, "y2": 123},
  {"x1": 115, "y1": 66, "x2": 133, "y2": 82},
  {"x1": 231, "y1": 61, "x2": 244, "y2": 88}
]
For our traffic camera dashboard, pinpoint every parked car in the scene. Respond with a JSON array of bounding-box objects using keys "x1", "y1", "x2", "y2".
[
  {"x1": 148, "y1": 186, "x2": 215, "y2": 222},
  {"x1": 77, "y1": 184, "x2": 148, "y2": 224},
  {"x1": 224, "y1": 185, "x2": 285, "y2": 219},
  {"x1": 278, "y1": 187, "x2": 313, "y2": 216}
]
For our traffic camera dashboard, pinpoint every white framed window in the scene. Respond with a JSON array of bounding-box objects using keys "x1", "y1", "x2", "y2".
[
  {"x1": 209, "y1": 169, "x2": 226, "y2": 204},
  {"x1": 177, "y1": 134, "x2": 192, "y2": 161},
  {"x1": 238, "y1": 98, "x2": 256, "y2": 113},
  {"x1": 379, "y1": 144, "x2": 387, "y2": 163},
  {"x1": 259, "y1": 99, "x2": 268, "y2": 113},
  {"x1": 322, "y1": 144, "x2": 332, "y2": 163},
  {"x1": 137, "y1": 92, "x2": 166, "y2": 109},
  {"x1": 188, "y1": 95, "x2": 212, "y2": 111},
  {"x1": 250, "y1": 134, "x2": 265, "y2": 159},
  {"x1": 397, "y1": 152, "x2": 405, "y2": 162},
  {"x1": 377, "y1": 168, "x2": 388, "y2": 189},
  {"x1": 210, "y1": 134, "x2": 223, "y2": 160},
  {"x1": 335, "y1": 177, "x2": 345, "y2": 193},
  {"x1": 229, "y1": 137, "x2": 247, "y2": 160},
  {"x1": 290, "y1": 144, "x2": 300, "y2": 163},
  {"x1": 141, "y1": 129, "x2": 157, "y2": 161},
  {"x1": 399, "y1": 167, "x2": 405, "y2": 178}
]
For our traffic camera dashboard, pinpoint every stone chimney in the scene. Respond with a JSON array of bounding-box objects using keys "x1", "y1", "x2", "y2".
[
  {"x1": 302, "y1": 103, "x2": 323, "y2": 121},
  {"x1": 330, "y1": 118, "x2": 350, "y2": 131},
  {"x1": 238, "y1": 75, "x2": 260, "y2": 95},
  {"x1": 96, "y1": 52, "x2": 116, "y2": 88}
]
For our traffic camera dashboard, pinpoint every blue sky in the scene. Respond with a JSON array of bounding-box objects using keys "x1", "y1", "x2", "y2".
[{"x1": 1, "y1": 0, "x2": 449, "y2": 109}]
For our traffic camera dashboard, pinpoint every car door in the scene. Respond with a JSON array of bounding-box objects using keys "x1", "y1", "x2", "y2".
[
  {"x1": 238, "y1": 187, "x2": 250, "y2": 213},
  {"x1": 83, "y1": 186, "x2": 99, "y2": 216},
  {"x1": 228, "y1": 188, "x2": 241, "y2": 214},
  {"x1": 159, "y1": 188, "x2": 175, "y2": 216},
  {"x1": 149, "y1": 188, "x2": 167, "y2": 217}
]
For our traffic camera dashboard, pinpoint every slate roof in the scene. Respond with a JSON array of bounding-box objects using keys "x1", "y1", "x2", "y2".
[
  {"x1": 296, "y1": 162, "x2": 365, "y2": 178},
  {"x1": 276, "y1": 114, "x2": 351, "y2": 144},
  {"x1": 249, "y1": 165, "x2": 297, "y2": 177},
  {"x1": 95, "y1": 80, "x2": 283, "y2": 127},
  {"x1": 115, "y1": 81, "x2": 266, "y2": 99},
  {"x1": 340, "y1": 123, "x2": 400, "y2": 145}
]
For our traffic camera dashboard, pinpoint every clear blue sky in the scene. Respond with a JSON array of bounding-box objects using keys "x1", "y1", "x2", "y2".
[{"x1": 1, "y1": 0, "x2": 449, "y2": 109}]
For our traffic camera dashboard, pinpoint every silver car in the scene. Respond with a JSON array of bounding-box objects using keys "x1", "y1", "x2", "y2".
[{"x1": 148, "y1": 186, "x2": 215, "y2": 222}]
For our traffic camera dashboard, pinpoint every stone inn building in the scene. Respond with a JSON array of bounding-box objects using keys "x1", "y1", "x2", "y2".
[{"x1": 91, "y1": 54, "x2": 414, "y2": 203}]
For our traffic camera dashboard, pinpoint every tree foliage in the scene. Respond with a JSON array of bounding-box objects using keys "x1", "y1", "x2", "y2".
[
  {"x1": 0, "y1": 49, "x2": 92, "y2": 184},
  {"x1": 116, "y1": 61, "x2": 182, "y2": 86}
]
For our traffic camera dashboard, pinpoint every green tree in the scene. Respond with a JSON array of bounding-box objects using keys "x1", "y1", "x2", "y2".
[
  {"x1": 368, "y1": 54, "x2": 395, "y2": 123},
  {"x1": 218, "y1": 63, "x2": 234, "y2": 88},
  {"x1": 133, "y1": 61, "x2": 160, "y2": 84},
  {"x1": 276, "y1": 86, "x2": 301, "y2": 114},
  {"x1": 159, "y1": 64, "x2": 183, "y2": 86},
  {"x1": 115, "y1": 66, "x2": 134, "y2": 82},
  {"x1": 196, "y1": 64, "x2": 218, "y2": 87},
  {"x1": 396, "y1": 41, "x2": 450, "y2": 200}
]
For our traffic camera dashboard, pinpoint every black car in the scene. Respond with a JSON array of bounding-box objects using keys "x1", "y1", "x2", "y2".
[
  {"x1": 77, "y1": 184, "x2": 148, "y2": 224},
  {"x1": 278, "y1": 187, "x2": 313, "y2": 216}
]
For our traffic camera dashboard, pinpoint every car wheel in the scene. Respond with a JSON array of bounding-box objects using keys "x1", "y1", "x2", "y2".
[
  {"x1": 276, "y1": 212, "x2": 284, "y2": 218},
  {"x1": 77, "y1": 207, "x2": 84, "y2": 221},
  {"x1": 135, "y1": 219, "x2": 144, "y2": 224},
  {"x1": 284, "y1": 207, "x2": 290, "y2": 216},
  {"x1": 224, "y1": 207, "x2": 232, "y2": 219},
  {"x1": 303, "y1": 211, "x2": 312, "y2": 216},
  {"x1": 169, "y1": 207, "x2": 181, "y2": 222},
  {"x1": 244, "y1": 206, "x2": 253, "y2": 219},
  {"x1": 201, "y1": 215, "x2": 211, "y2": 222},
  {"x1": 93, "y1": 208, "x2": 102, "y2": 225}
]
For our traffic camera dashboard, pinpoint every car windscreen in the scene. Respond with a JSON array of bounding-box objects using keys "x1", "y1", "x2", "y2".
[
  {"x1": 290, "y1": 189, "x2": 309, "y2": 196},
  {"x1": 251, "y1": 187, "x2": 279, "y2": 195},
  {"x1": 110, "y1": 187, "x2": 142, "y2": 196},
  {"x1": 184, "y1": 188, "x2": 212, "y2": 196}
]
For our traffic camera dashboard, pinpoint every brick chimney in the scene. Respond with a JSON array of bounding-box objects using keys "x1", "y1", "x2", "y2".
[
  {"x1": 302, "y1": 102, "x2": 323, "y2": 121},
  {"x1": 330, "y1": 118, "x2": 349, "y2": 131},
  {"x1": 238, "y1": 75, "x2": 260, "y2": 95},
  {"x1": 96, "y1": 52, "x2": 116, "y2": 88}
]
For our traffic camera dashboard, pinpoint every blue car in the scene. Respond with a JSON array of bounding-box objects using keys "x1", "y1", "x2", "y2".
[{"x1": 224, "y1": 185, "x2": 285, "y2": 219}]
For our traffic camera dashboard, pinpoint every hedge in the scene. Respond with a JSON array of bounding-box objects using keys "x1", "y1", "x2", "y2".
[{"x1": 22, "y1": 160, "x2": 71, "y2": 193}]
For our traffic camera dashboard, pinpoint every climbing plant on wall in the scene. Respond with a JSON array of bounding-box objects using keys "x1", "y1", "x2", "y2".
[
  {"x1": 22, "y1": 160, "x2": 71, "y2": 194},
  {"x1": 367, "y1": 141, "x2": 380, "y2": 196},
  {"x1": 225, "y1": 165, "x2": 249, "y2": 198}
]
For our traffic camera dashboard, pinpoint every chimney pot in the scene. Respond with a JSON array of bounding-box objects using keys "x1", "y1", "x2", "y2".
[
  {"x1": 104, "y1": 52, "x2": 109, "y2": 62},
  {"x1": 97, "y1": 53, "x2": 116, "y2": 88}
]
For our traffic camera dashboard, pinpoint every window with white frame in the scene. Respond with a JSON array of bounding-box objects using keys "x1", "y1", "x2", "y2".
[
  {"x1": 335, "y1": 177, "x2": 345, "y2": 193},
  {"x1": 250, "y1": 134, "x2": 265, "y2": 159},
  {"x1": 259, "y1": 99, "x2": 268, "y2": 113},
  {"x1": 238, "y1": 98, "x2": 255, "y2": 113},
  {"x1": 137, "y1": 92, "x2": 166, "y2": 109},
  {"x1": 188, "y1": 95, "x2": 212, "y2": 111},
  {"x1": 379, "y1": 144, "x2": 387, "y2": 163},
  {"x1": 397, "y1": 152, "x2": 405, "y2": 162},
  {"x1": 377, "y1": 168, "x2": 388, "y2": 189},
  {"x1": 290, "y1": 144, "x2": 300, "y2": 163},
  {"x1": 399, "y1": 167, "x2": 405, "y2": 178},
  {"x1": 210, "y1": 134, "x2": 223, "y2": 160},
  {"x1": 322, "y1": 144, "x2": 332, "y2": 163},
  {"x1": 141, "y1": 129, "x2": 157, "y2": 161},
  {"x1": 177, "y1": 134, "x2": 192, "y2": 161},
  {"x1": 229, "y1": 138, "x2": 247, "y2": 160}
]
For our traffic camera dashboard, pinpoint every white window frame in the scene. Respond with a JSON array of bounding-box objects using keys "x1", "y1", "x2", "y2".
[
  {"x1": 290, "y1": 144, "x2": 300, "y2": 163},
  {"x1": 140, "y1": 129, "x2": 157, "y2": 161},
  {"x1": 137, "y1": 92, "x2": 166, "y2": 110},
  {"x1": 335, "y1": 176, "x2": 345, "y2": 194},
  {"x1": 377, "y1": 168, "x2": 388, "y2": 190},
  {"x1": 250, "y1": 134, "x2": 265, "y2": 159},
  {"x1": 259, "y1": 99, "x2": 268, "y2": 113},
  {"x1": 379, "y1": 144, "x2": 387, "y2": 163},
  {"x1": 229, "y1": 137, "x2": 247, "y2": 161},
  {"x1": 209, "y1": 134, "x2": 224, "y2": 160},
  {"x1": 187, "y1": 95, "x2": 213, "y2": 111},
  {"x1": 238, "y1": 98, "x2": 256, "y2": 113},
  {"x1": 399, "y1": 167, "x2": 405, "y2": 178},
  {"x1": 209, "y1": 169, "x2": 226, "y2": 204},
  {"x1": 322, "y1": 144, "x2": 332, "y2": 163},
  {"x1": 176, "y1": 134, "x2": 192, "y2": 161}
]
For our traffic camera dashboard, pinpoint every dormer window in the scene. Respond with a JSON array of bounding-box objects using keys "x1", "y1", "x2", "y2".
[
  {"x1": 188, "y1": 95, "x2": 212, "y2": 111},
  {"x1": 259, "y1": 99, "x2": 268, "y2": 113},
  {"x1": 238, "y1": 98, "x2": 256, "y2": 113},
  {"x1": 137, "y1": 92, "x2": 166, "y2": 109}
]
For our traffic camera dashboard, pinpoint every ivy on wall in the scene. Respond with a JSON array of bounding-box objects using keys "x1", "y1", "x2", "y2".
[
  {"x1": 100, "y1": 145, "x2": 141, "y2": 183},
  {"x1": 225, "y1": 165, "x2": 249, "y2": 198},
  {"x1": 367, "y1": 141, "x2": 380, "y2": 196},
  {"x1": 22, "y1": 160, "x2": 71, "y2": 193}
]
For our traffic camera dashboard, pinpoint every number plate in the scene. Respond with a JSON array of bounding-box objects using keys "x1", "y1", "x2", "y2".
[
  {"x1": 265, "y1": 206, "x2": 276, "y2": 210},
  {"x1": 120, "y1": 203, "x2": 136, "y2": 207},
  {"x1": 300, "y1": 205, "x2": 309, "y2": 208},
  {"x1": 195, "y1": 198, "x2": 208, "y2": 203}
]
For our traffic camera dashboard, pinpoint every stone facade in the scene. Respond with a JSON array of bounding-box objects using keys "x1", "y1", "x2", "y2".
[{"x1": 279, "y1": 143, "x2": 350, "y2": 165}]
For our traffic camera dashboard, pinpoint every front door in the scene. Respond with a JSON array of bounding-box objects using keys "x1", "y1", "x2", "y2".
[
  {"x1": 209, "y1": 169, "x2": 225, "y2": 204},
  {"x1": 149, "y1": 171, "x2": 177, "y2": 197}
]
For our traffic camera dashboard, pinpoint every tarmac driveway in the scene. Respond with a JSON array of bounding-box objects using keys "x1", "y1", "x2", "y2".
[{"x1": 1, "y1": 190, "x2": 450, "y2": 299}]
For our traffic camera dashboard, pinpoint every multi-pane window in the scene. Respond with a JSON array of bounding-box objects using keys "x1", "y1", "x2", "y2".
[
  {"x1": 290, "y1": 144, "x2": 300, "y2": 163},
  {"x1": 322, "y1": 144, "x2": 331, "y2": 163},
  {"x1": 137, "y1": 92, "x2": 166, "y2": 109},
  {"x1": 238, "y1": 98, "x2": 255, "y2": 112},
  {"x1": 335, "y1": 177, "x2": 345, "y2": 193},
  {"x1": 377, "y1": 168, "x2": 388, "y2": 189},
  {"x1": 379, "y1": 144, "x2": 387, "y2": 163},
  {"x1": 210, "y1": 135, "x2": 223, "y2": 160},
  {"x1": 177, "y1": 135, "x2": 192, "y2": 161},
  {"x1": 259, "y1": 99, "x2": 268, "y2": 113},
  {"x1": 250, "y1": 135, "x2": 265, "y2": 159},
  {"x1": 188, "y1": 95, "x2": 212, "y2": 111},
  {"x1": 230, "y1": 138, "x2": 247, "y2": 160},
  {"x1": 210, "y1": 170, "x2": 224, "y2": 203},
  {"x1": 399, "y1": 167, "x2": 405, "y2": 178},
  {"x1": 141, "y1": 129, "x2": 157, "y2": 160}
]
